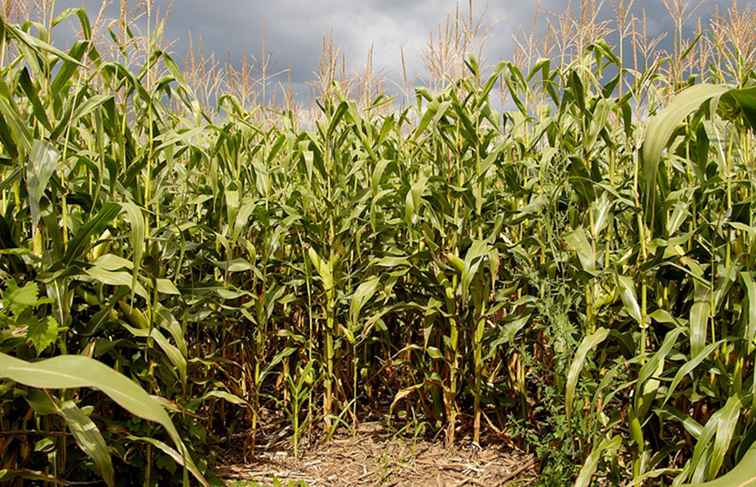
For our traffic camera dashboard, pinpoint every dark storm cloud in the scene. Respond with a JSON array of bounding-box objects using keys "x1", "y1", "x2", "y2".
[{"x1": 54, "y1": 1, "x2": 754, "y2": 99}]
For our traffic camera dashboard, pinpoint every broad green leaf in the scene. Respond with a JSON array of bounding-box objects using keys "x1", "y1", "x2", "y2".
[
  {"x1": 64, "y1": 203, "x2": 122, "y2": 265},
  {"x1": 590, "y1": 192, "x2": 612, "y2": 238},
  {"x1": 664, "y1": 340, "x2": 724, "y2": 404},
  {"x1": 155, "y1": 278, "x2": 181, "y2": 296},
  {"x1": 566, "y1": 327, "x2": 610, "y2": 419},
  {"x1": 574, "y1": 436, "x2": 621, "y2": 487},
  {"x1": 259, "y1": 346, "x2": 297, "y2": 384},
  {"x1": 617, "y1": 275, "x2": 642, "y2": 325},
  {"x1": 689, "y1": 281, "x2": 711, "y2": 356},
  {"x1": 25, "y1": 389, "x2": 58, "y2": 416},
  {"x1": 93, "y1": 254, "x2": 134, "y2": 271},
  {"x1": 565, "y1": 227, "x2": 596, "y2": 272},
  {"x1": 126, "y1": 436, "x2": 206, "y2": 486},
  {"x1": 641, "y1": 84, "x2": 731, "y2": 219},
  {"x1": 0, "y1": 353, "x2": 206, "y2": 485},
  {"x1": 667, "y1": 201, "x2": 690, "y2": 236},
  {"x1": 721, "y1": 86, "x2": 756, "y2": 130},
  {"x1": 485, "y1": 314, "x2": 532, "y2": 361},
  {"x1": 123, "y1": 324, "x2": 187, "y2": 383},
  {"x1": 742, "y1": 272, "x2": 756, "y2": 350},
  {"x1": 307, "y1": 248, "x2": 334, "y2": 291},
  {"x1": 635, "y1": 327, "x2": 684, "y2": 420},
  {"x1": 84, "y1": 267, "x2": 148, "y2": 299},
  {"x1": 4, "y1": 281, "x2": 40, "y2": 317},
  {"x1": 3, "y1": 21, "x2": 85, "y2": 66},
  {"x1": 687, "y1": 396, "x2": 742, "y2": 483},
  {"x1": 198, "y1": 390, "x2": 248, "y2": 405},
  {"x1": 26, "y1": 316, "x2": 59, "y2": 355},
  {"x1": 461, "y1": 240, "x2": 491, "y2": 301},
  {"x1": 121, "y1": 202, "x2": 146, "y2": 297},
  {"x1": 655, "y1": 407, "x2": 703, "y2": 438},
  {"x1": 707, "y1": 396, "x2": 741, "y2": 479},
  {"x1": 27, "y1": 140, "x2": 59, "y2": 228},
  {"x1": 349, "y1": 276, "x2": 380, "y2": 327},
  {"x1": 682, "y1": 441, "x2": 756, "y2": 487},
  {"x1": 58, "y1": 400, "x2": 114, "y2": 487}
]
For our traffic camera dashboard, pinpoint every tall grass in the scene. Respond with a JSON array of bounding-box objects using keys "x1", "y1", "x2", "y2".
[{"x1": 0, "y1": 1, "x2": 754, "y2": 485}]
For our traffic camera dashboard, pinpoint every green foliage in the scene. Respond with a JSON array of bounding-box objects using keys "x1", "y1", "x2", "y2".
[{"x1": 0, "y1": 8, "x2": 754, "y2": 487}]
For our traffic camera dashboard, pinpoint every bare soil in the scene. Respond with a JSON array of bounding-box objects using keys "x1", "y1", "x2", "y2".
[{"x1": 217, "y1": 422, "x2": 538, "y2": 486}]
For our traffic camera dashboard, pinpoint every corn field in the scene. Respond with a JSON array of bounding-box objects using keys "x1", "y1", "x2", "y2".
[{"x1": 0, "y1": 3, "x2": 755, "y2": 486}]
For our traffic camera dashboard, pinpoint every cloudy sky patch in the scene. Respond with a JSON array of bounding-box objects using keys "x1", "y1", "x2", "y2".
[{"x1": 54, "y1": 0, "x2": 754, "y2": 100}]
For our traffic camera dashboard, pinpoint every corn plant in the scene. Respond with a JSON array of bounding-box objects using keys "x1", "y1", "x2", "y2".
[{"x1": 0, "y1": 5, "x2": 754, "y2": 486}]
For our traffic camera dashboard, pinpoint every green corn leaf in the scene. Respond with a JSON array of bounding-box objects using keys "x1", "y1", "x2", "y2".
[
  {"x1": 667, "y1": 201, "x2": 690, "y2": 237},
  {"x1": 84, "y1": 266, "x2": 148, "y2": 299},
  {"x1": 689, "y1": 281, "x2": 711, "y2": 357},
  {"x1": 414, "y1": 98, "x2": 439, "y2": 138},
  {"x1": 635, "y1": 327, "x2": 684, "y2": 419},
  {"x1": 566, "y1": 327, "x2": 610, "y2": 419},
  {"x1": 617, "y1": 275, "x2": 643, "y2": 325},
  {"x1": 50, "y1": 40, "x2": 88, "y2": 99},
  {"x1": 574, "y1": 436, "x2": 621, "y2": 487},
  {"x1": 664, "y1": 340, "x2": 724, "y2": 405},
  {"x1": 565, "y1": 227, "x2": 596, "y2": 272},
  {"x1": 349, "y1": 276, "x2": 380, "y2": 328},
  {"x1": 707, "y1": 396, "x2": 742, "y2": 480},
  {"x1": 0, "y1": 353, "x2": 207, "y2": 486},
  {"x1": 121, "y1": 202, "x2": 145, "y2": 278},
  {"x1": 18, "y1": 68, "x2": 51, "y2": 130},
  {"x1": 327, "y1": 101, "x2": 349, "y2": 136},
  {"x1": 687, "y1": 396, "x2": 742, "y2": 483},
  {"x1": 721, "y1": 86, "x2": 756, "y2": 130},
  {"x1": 654, "y1": 407, "x2": 704, "y2": 438},
  {"x1": 27, "y1": 140, "x2": 60, "y2": 228},
  {"x1": 52, "y1": 8, "x2": 93, "y2": 40},
  {"x1": 126, "y1": 436, "x2": 207, "y2": 486},
  {"x1": 63, "y1": 203, "x2": 122, "y2": 265},
  {"x1": 641, "y1": 84, "x2": 731, "y2": 223},
  {"x1": 123, "y1": 324, "x2": 187, "y2": 383},
  {"x1": 2, "y1": 21, "x2": 85, "y2": 66},
  {"x1": 461, "y1": 240, "x2": 491, "y2": 302},
  {"x1": 259, "y1": 346, "x2": 297, "y2": 384},
  {"x1": 93, "y1": 254, "x2": 134, "y2": 271},
  {"x1": 197, "y1": 390, "x2": 248, "y2": 406},
  {"x1": 741, "y1": 272, "x2": 756, "y2": 350},
  {"x1": 0, "y1": 79, "x2": 32, "y2": 156},
  {"x1": 681, "y1": 441, "x2": 756, "y2": 487},
  {"x1": 307, "y1": 248, "x2": 334, "y2": 291},
  {"x1": 485, "y1": 314, "x2": 532, "y2": 361},
  {"x1": 590, "y1": 192, "x2": 612, "y2": 239},
  {"x1": 58, "y1": 400, "x2": 114, "y2": 487}
]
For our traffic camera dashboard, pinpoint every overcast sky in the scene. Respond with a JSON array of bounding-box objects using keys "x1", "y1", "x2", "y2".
[{"x1": 54, "y1": 0, "x2": 753, "y2": 100}]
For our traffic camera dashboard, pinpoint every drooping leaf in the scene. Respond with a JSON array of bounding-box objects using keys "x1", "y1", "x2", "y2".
[
  {"x1": 689, "y1": 281, "x2": 711, "y2": 357},
  {"x1": 64, "y1": 203, "x2": 122, "y2": 265},
  {"x1": 349, "y1": 276, "x2": 380, "y2": 328},
  {"x1": 617, "y1": 274, "x2": 642, "y2": 325},
  {"x1": 566, "y1": 327, "x2": 610, "y2": 419},
  {"x1": 574, "y1": 436, "x2": 621, "y2": 487},
  {"x1": 682, "y1": 441, "x2": 756, "y2": 487},
  {"x1": 58, "y1": 400, "x2": 114, "y2": 487},
  {"x1": 26, "y1": 140, "x2": 59, "y2": 228},
  {"x1": 641, "y1": 84, "x2": 731, "y2": 222},
  {"x1": 565, "y1": 227, "x2": 596, "y2": 272},
  {"x1": 0, "y1": 353, "x2": 207, "y2": 486}
]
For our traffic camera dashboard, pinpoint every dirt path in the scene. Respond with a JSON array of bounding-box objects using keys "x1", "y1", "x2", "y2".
[{"x1": 217, "y1": 424, "x2": 537, "y2": 486}]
